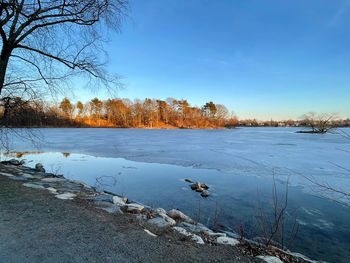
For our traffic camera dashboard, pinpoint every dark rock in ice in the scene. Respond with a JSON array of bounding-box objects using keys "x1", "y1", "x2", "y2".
[
  {"x1": 200, "y1": 183, "x2": 209, "y2": 190},
  {"x1": 190, "y1": 183, "x2": 198, "y2": 190},
  {"x1": 9, "y1": 159, "x2": 20, "y2": 165},
  {"x1": 35, "y1": 163, "x2": 45, "y2": 173},
  {"x1": 201, "y1": 190, "x2": 210, "y2": 198},
  {"x1": 195, "y1": 187, "x2": 204, "y2": 193}
]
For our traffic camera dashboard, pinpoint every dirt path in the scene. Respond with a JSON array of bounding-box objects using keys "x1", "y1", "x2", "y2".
[{"x1": 0, "y1": 176, "x2": 259, "y2": 263}]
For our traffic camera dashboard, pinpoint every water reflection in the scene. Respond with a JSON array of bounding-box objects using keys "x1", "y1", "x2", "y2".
[
  {"x1": 3, "y1": 151, "x2": 44, "y2": 158},
  {"x1": 62, "y1": 152, "x2": 71, "y2": 158},
  {"x1": 1, "y1": 152, "x2": 349, "y2": 263}
]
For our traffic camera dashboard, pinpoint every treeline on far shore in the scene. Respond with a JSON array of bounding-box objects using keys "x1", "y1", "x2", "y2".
[
  {"x1": 239, "y1": 118, "x2": 350, "y2": 128},
  {"x1": 1, "y1": 97, "x2": 349, "y2": 129},
  {"x1": 0, "y1": 97, "x2": 238, "y2": 128}
]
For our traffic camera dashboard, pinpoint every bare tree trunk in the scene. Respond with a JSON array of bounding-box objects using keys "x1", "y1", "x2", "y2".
[{"x1": 0, "y1": 55, "x2": 10, "y2": 94}]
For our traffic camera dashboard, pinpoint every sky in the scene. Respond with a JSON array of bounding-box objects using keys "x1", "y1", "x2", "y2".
[{"x1": 76, "y1": 0, "x2": 350, "y2": 120}]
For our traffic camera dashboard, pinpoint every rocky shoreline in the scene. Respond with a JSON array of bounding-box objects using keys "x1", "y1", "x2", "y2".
[{"x1": 0, "y1": 159, "x2": 322, "y2": 263}]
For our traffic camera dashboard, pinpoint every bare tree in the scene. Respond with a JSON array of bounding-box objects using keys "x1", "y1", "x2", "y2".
[
  {"x1": 0, "y1": 0, "x2": 129, "y2": 103},
  {"x1": 255, "y1": 173, "x2": 299, "y2": 250},
  {"x1": 299, "y1": 112, "x2": 337, "y2": 133},
  {"x1": 0, "y1": 1, "x2": 129, "y2": 149},
  {"x1": 215, "y1": 104, "x2": 229, "y2": 126},
  {"x1": 90, "y1": 97, "x2": 102, "y2": 126}
]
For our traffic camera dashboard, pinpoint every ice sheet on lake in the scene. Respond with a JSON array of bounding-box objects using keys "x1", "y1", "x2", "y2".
[{"x1": 5, "y1": 127, "x2": 350, "y2": 190}]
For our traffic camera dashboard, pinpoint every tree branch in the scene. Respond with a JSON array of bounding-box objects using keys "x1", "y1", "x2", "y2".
[{"x1": 16, "y1": 44, "x2": 99, "y2": 77}]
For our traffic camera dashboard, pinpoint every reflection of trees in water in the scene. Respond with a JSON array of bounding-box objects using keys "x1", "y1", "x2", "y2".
[
  {"x1": 4, "y1": 151, "x2": 43, "y2": 158},
  {"x1": 2, "y1": 151, "x2": 71, "y2": 159},
  {"x1": 62, "y1": 152, "x2": 71, "y2": 158},
  {"x1": 95, "y1": 175, "x2": 118, "y2": 192},
  {"x1": 296, "y1": 129, "x2": 350, "y2": 208}
]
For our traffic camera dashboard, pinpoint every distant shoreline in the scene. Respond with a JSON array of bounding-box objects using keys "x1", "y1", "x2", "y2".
[{"x1": 2, "y1": 126, "x2": 350, "y2": 130}]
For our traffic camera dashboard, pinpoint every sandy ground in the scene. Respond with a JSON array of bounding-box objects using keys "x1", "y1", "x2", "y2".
[{"x1": 0, "y1": 176, "x2": 260, "y2": 263}]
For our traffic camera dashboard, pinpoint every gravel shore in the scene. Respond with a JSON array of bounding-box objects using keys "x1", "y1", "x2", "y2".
[{"x1": 0, "y1": 175, "x2": 259, "y2": 263}]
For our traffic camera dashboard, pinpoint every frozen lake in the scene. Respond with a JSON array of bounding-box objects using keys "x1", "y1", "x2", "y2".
[{"x1": 2, "y1": 127, "x2": 350, "y2": 262}]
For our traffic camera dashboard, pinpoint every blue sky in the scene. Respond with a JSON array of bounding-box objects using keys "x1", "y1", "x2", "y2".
[{"x1": 77, "y1": 0, "x2": 350, "y2": 120}]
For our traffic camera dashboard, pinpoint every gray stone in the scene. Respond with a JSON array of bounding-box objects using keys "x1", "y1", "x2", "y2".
[
  {"x1": 178, "y1": 222, "x2": 209, "y2": 233},
  {"x1": 0, "y1": 172, "x2": 14, "y2": 177},
  {"x1": 150, "y1": 208, "x2": 175, "y2": 225},
  {"x1": 206, "y1": 231, "x2": 226, "y2": 237},
  {"x1": 224, "y1": 231, "x2": 240, "y2": 239},
  {"x1": 70, "y1": 180, "x2": 91, "y2": 188},
  {"x1": 256, "y1": 256, "x2": 283, "y2": 263},
  {"x1": 87, "y1": 194, "x2": 114, "y2": 202},
  {"x1": 35, "y1": 163, "x2": 45, "y2": 172},
  {"x1": 173, "y1": 227, "x2": 205, "y2": 245},
  {"x1": 22, "y1": 183, "x2": 45, "y2": 189},
  {"x1": 56, "y1": 187, "x2": 80, "y2": 193},
  {"x1": 168, "y1": 209, "x2": 195, "y2": 224},
  {"x1": 22, "y1": 173, "x2": 41, "y2": 179},
  {"x1": 31, "y1": 182, "x2": 56, "y2": 188},
  {"x1": 144, "y1": 229, "x2": 157, "y2": 237},
  {"x1": 215, "y1": 236, "x2": 239, "y2": 246},
  {"x1": 55, "y1": 192, "x2": 76, "y2": 200},
  {"x1": 178, "y1": 222, "x2": 204, "y2": 232},
  {"x1": 143, "y1": 205, "x2": 152, "y2": 213},
  {"x1": 136, "y1": 214, "x2": 147, "y2": 220},
  {"x1": 9, "y1": 159, "x2": 20, "y2": 165},
  {"x1": 46, "y1": 187, "x2": 58, "y2": 194},
  {"x1": 98, "y1": 203, "x2": 123, "y2": 214},
  {"x1": 125, "y1": 203, "x2": 144, "y2": 213},
  {"x1": 35, "y1": 172, "x2": 49, "y2": 177},
  {"x1": 9, "y1": 177, "x2": 29, "y2": 181},
  {"x1": 112, "y1": 196, "x2": 127, "y2": 206},
  {"x1": 21, "y1": 169, "x2": 39, "y2": 175},
  {"x1": 158, "y1": 214, "x2": 176, "y2": 226},
  {"x1": 178, "y1": 222, "x2": 226, "y2": 237},
  {"x1": 42, "y1": 177, "x2": 66, "y2": 183},
  {"x1": 201, "y1": 190, "x2": 210, "y2": 198},
  {"x1": 94, "y1": 200, "x2": 118, "y2": 208},
  {"x1": 148, "y1": 217, "x2": 171, "y2": 228},
  {"x1": 151, "y1": 207, "x2": 167, "y2": 215},
  {"x1": 43, "y1": 173, "x2": 64, "y2": 178}
]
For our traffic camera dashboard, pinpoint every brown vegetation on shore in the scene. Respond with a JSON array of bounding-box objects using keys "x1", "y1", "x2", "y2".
[
  {"x1": 0, "y1": 97, "x2": 239, "y2": 129},
  {"x1": 1, "y1": 96, "x2": 349, "y2": 130}
]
